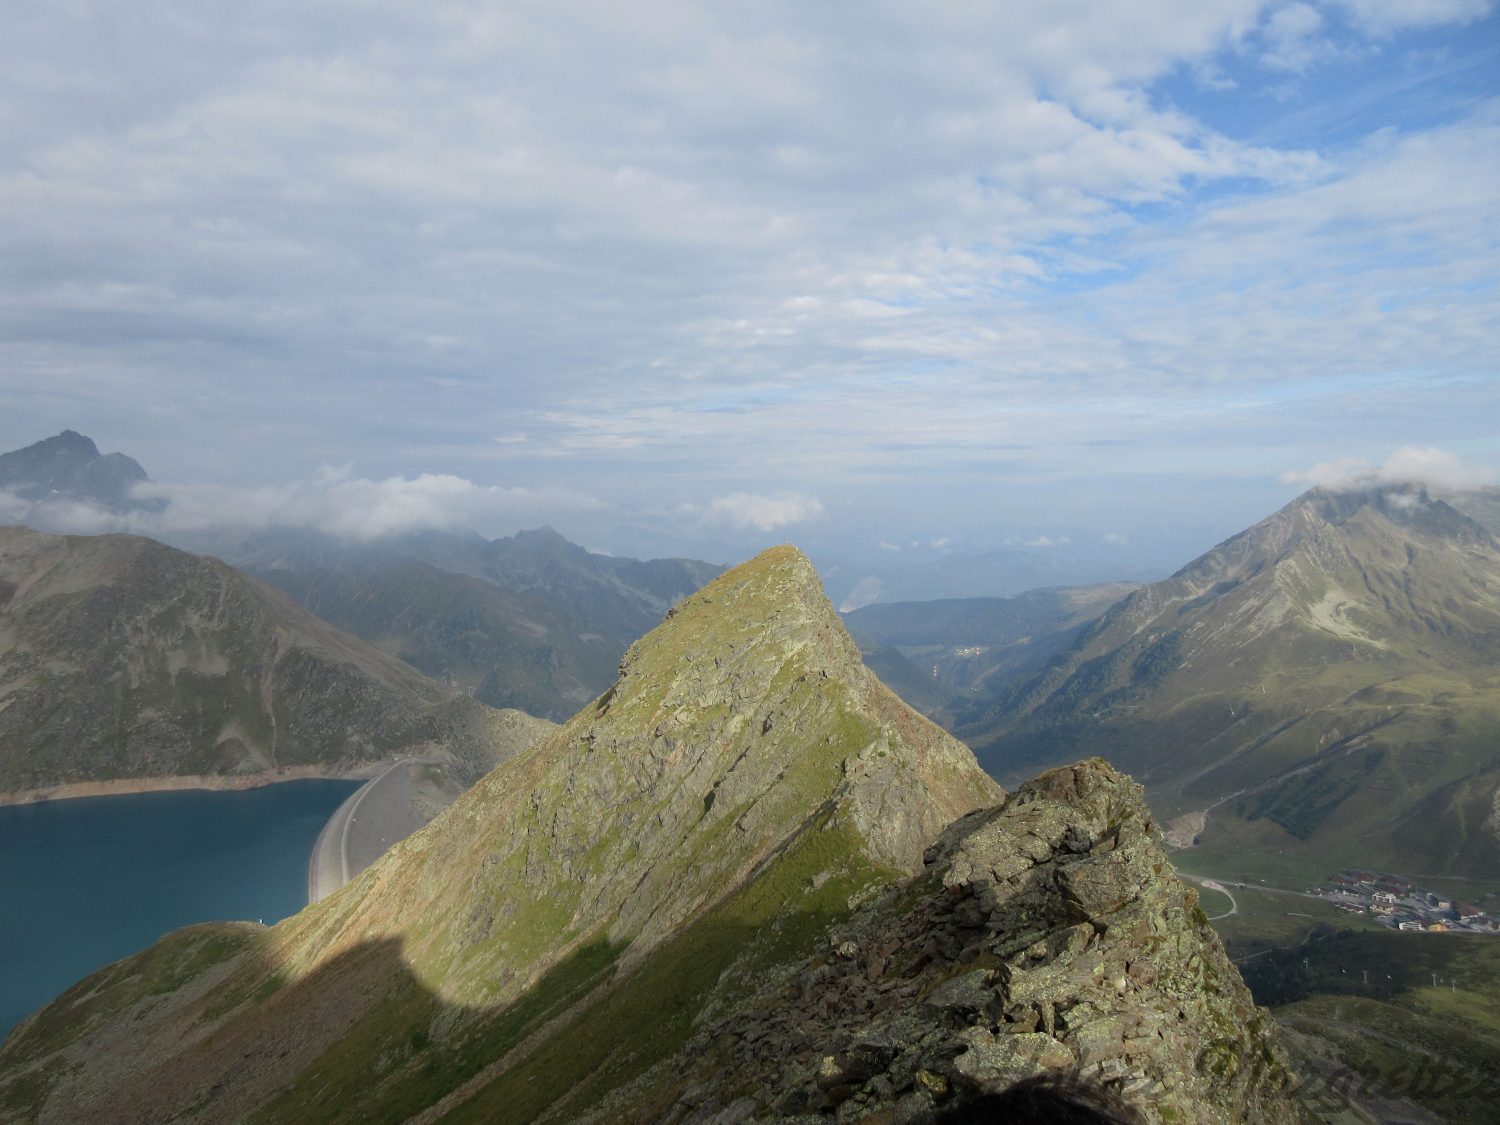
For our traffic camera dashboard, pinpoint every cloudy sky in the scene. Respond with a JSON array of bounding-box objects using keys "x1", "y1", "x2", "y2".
[{"x1": 2, "y1": 0, "x2": 1497, "y2": 577}]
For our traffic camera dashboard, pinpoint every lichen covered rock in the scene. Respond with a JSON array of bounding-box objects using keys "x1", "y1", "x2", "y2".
[{"x1": 610, "y1": 759, "x2": 1305, "y2": 1124}]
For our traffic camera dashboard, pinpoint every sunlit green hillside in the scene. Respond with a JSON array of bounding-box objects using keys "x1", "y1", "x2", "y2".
[{"x1": 967, "y1": 486, "x2": 1500, "y2": 877}]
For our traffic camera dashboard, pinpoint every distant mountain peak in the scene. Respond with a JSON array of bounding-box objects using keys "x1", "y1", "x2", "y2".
[
  {"x1": 41, "y1": 429, "x2": 99, "y2": 454},
  {"x1": 513, "y1": 523, "x2": 564, "y2": 540},
  {"x1": 496, "y1": 523, "x2": 588, "y2": 562},
  {"x1": 0, "y1": 429, "x2": 150, "y2": 511},
  {"x1": 1280, "y1": 483, "x2": 1495, "y2": 550},
  {"x1": 968, "y1": 479, "x2": 1500, "y2": 876}
]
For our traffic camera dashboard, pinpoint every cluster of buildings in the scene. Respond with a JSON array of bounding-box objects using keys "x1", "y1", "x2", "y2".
[{"x1": 1315, "y1": 870, "x2": 1498, "y2": 934}]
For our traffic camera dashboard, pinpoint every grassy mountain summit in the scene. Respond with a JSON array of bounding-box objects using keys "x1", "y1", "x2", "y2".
[
  {"x1": 0, "y1": 526, "x2": 547, "y2": 795},
  {"x1": 0, "y1": 547, "x2": 1301, "y2": 1123},
  {"x1": 967, "y1": 485, "x2": 1500, "y2": 876}
]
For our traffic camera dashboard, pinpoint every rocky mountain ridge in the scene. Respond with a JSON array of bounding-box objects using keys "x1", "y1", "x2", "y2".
[
  {"x1": 964, "y1": 485, "x2": 1500, "y2": 875},
  {"x1": 0, "y1": 547, "x2": 1301, "y2": 1124},
  {"x1": 587, "y1": 759, "x2": 1302, "y2": 1125}
]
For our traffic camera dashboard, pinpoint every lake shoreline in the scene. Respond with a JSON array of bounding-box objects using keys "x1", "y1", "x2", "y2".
[
  {"x1": 0, "y1": 764, "x2": 388, "y2": 807},
  {"x1": 0, "y1": 777, "x2": 363, "y2": 1039}
]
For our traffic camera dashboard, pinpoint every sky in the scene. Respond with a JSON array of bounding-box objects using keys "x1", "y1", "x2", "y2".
[{"x1": 2, "y1": 0, "x2": 1497, "y2": 583}]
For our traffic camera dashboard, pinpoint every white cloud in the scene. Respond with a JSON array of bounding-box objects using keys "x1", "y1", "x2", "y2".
[
  {"x1": 1261, "y1": 3, "x2": 1328, "y2": 72},
  {"x1": 839, "y1": 576, "x2": 884, "y2": 613},
  {"x1": 4, "y1": 467, "x2": 603, "y2": 541},
  {"x1": 0, "y1": 1, "x2": 1495, "y2": 560},
  {"x1": 702, "y1": 491, "x2": 824, "y2": 532},
  {"x1": 1335, "y1": 0, "x2": 1494, "y2": 35},
  {"x1": 1103, "y1": 532, "x2": 1131, "y2": 545},
  {"x1": 0, "y1": 490, "x2": 32, "y2": 525},
  {"x1": 1374, "y1": 447, "x2": 1499, "y2": 491},
  {"x1": 1280, "y1": 456, "x2": 1376, "y2": 488},
  {"x1": 878, "y1": 539, "x2": 902, "y2": 552},
  {"x1": 1026, "y1": 535, "x2": 1073, "y2": 548},
  {"x1": 1281, "y1": 446, "x2": 1498, "y2": 492}
]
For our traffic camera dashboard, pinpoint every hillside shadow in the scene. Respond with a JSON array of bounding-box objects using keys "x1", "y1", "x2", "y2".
[
  {"x1": 1, "y1": 929, "x2": 636, "y2": 1124},
  {"x1": 2, "y1": 891, "x2": 840, "y2": 1125}
]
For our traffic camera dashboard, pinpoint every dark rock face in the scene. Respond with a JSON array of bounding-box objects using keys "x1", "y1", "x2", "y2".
[
  {"x1": 632, "y1": 760, "x2": 1305, "y2": 1125},
  {"x1": 0, "y1": 431, "x2": 152, "y2": 511}
]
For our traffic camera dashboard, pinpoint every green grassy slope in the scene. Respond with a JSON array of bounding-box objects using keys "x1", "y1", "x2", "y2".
[
  {"x1": 1238, "y1": 930, "x2": 1500, "y2": 1123},
  {"x1": 966, "y1": 486, "x2": 1500, "y2": 877}
]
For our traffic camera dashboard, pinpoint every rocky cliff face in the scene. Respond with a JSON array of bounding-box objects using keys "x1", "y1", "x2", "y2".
[
  {"x1": 0, "y1": 547, "x2": 1301, "y2": 1124},
  {"x1": 611, "y1": 760, "x2": 1300, "y2": 1124},
  {"x1": 0, "y1": 526, "x2": 545, "y2": 794}
]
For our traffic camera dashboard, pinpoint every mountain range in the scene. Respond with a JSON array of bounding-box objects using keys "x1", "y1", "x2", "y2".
[
  {"x1": 9, "y1": 429, "x2": 1500, "y2": 889},
  {"x1": 0, "y1": 431, "x2": 725, "y2": 725},
  {"x1": 842, "y1": 582, "x2": 1140, "y2": 727},
  {"x1": 0, "y1": 525, "x2": 549, "y2": 797},
  {"x1": 7, "y1": 428, "x2": 1499, "y2": 1117},
  {"x1": 0, "y1": 431, "x2": 155, "y2": 513},
  {"x1": 0, "y1": 547, "x2": 1303, "y2": 1123},
  {"x1": 963, "y1": 485, "x2": 1500, "y2": 878},
  {"x1": 215, "y1": 525, "x2": 723, "y2": 721}
]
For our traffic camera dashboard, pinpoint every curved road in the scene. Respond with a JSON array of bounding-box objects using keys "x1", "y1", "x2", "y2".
[{"x1": 1182, "y1": 876, "x2": 1242, "y2": 918}]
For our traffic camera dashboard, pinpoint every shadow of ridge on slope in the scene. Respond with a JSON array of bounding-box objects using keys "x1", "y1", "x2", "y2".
[
  {"x1": 0, "y1": 801, "x2": 888, "y2": 1125},
  {"x1": 0, "y1": 760, "x2": 1311, "y2": 1125}
]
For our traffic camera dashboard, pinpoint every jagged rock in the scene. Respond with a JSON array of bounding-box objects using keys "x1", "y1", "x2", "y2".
[{"x1": 630, "y1": 759, "x2": 1308, "y2": 1124}]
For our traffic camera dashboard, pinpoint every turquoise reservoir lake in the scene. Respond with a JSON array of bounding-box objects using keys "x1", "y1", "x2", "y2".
[{"x1": 0, "y1": 778, "x2": 361, "y2": 1038}]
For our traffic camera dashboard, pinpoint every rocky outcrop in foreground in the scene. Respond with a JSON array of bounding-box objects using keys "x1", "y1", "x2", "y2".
[{"x1": 626, "y1": 760, "x2": 1301, "y2": 1124}]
